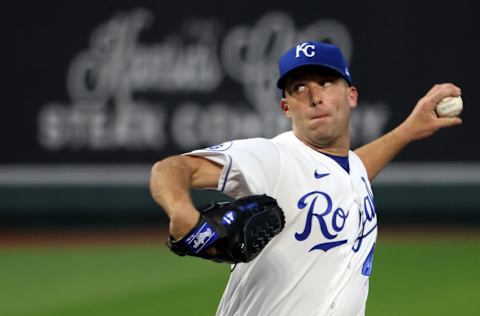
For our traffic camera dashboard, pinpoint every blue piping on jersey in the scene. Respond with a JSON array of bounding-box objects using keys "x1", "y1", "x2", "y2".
[
  {"x1": 220, "y1": 155, "x2": 233, "y2": 192},
  {"x1": 362, "y1": 243, "x2": 376, "y2": 276}
]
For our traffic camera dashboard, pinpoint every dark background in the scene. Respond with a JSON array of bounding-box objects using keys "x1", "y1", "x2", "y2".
[
  {"x1": 8, "y1": 0, "x2": 478, "y2": 163},
  {"x1": 4, "y1": 0, "x2": 480, "y2": 227}
]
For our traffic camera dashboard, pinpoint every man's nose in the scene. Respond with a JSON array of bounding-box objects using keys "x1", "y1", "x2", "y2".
[{"x1": 309, "y1": 83, "x2": 322, "y2": 107}]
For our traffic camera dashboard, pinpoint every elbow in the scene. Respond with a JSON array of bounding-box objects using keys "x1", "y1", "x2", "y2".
[
  {"x1": 149, "y1": 156, "x2": 186, "y2": 200},
  {"x1": 150, "y1": 155, "x2": 193, "y2": 182},
  {"x1": 151, "y1": 158, "x2": 167, "y2": 176},
  {"x1": 151, "y1": 155, "x2": 182, "y2": 174},
  {"x1": 150, "y1": 159, "x2": 165, "y2": 185}
]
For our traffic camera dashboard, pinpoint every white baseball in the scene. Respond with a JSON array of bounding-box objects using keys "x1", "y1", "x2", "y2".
[{"x1": 435, "y1": 96, "x2": 463, "y2": 117}]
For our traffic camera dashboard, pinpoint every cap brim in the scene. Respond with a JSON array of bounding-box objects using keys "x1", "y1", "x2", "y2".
[{"x1": 277, "y1": 64, "x2": 351, "y2": 89}]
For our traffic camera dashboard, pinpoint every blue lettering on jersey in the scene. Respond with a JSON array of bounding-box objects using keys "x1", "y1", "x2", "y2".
[
  {"x1": 352, "y1": 177, "x2": 377, "y2": 253},
  {"x1": 295, "y1": 191, "x2": 349, "y2": 252},
  {"x1": 296, "y1": 176, "x2": 378, "y2": 254}
]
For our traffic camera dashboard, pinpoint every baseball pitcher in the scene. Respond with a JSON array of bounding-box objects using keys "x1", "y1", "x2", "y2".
[{"x1": 150, "y1": 41, "x2": 462, "y2": 315}]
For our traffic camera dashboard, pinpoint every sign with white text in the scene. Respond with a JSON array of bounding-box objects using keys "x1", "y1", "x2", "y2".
[{"x1": 7, "y1": 0, "x2": 479, "y2": 164}]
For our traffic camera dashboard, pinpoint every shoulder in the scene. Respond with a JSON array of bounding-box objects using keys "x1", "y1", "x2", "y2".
[
  {"x1": 272, "y1": 131, "x2": 295, "y2": 144},
  {"x1": 188, "y1": 137, "x2": 283, "y2": 197},
  {"x1": 186, "y1": 137, "x2": 282, "y2": 165},
  {"x1": 197, "y1": 137, "x2": 278, "y2": 154}
]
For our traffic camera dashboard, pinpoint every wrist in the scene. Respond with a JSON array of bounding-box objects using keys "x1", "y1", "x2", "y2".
[
  {"x1": 169, "y1": 206, "x2": 200, "y2": 240},
  {"x1": 391, "y1": 122, "x2": 413, "y2": 145}
]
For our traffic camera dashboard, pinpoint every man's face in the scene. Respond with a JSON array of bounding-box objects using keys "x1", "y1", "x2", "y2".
[{"x1": 280, "y1": 67, "x2": 358, "y2": 151}]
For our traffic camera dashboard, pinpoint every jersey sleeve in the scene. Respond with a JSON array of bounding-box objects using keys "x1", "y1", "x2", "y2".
[{"x1": 185, "y1": 138, "x2": 281, "y2": 198}]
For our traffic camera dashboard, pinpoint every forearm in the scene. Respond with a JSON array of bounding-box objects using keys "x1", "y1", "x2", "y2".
[
  {"x1": 354, "y1": 123, "x2": 411, "y2": 181},
  {"x1": 150, "y1": 156, "x2": 200, "y2": 238},
  {"x1": 150, "y1": 155, "x2": 222, "y2": 239},
  {"x1": 356, "y1": 83, "x2": 462, "y2": 181}
]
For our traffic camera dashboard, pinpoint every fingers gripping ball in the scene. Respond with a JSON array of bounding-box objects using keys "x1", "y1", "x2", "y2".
[
  {"x1": 435, "y1": 96, "x2": 463, "y2": 117},
  {"x1": 167, "y1": 195, "x2": 285, "y2": 263}
]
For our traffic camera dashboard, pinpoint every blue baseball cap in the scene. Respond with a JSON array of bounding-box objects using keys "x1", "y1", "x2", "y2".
[{"x1": 276, "y1": 41, "x2": 352, "y2": 90}]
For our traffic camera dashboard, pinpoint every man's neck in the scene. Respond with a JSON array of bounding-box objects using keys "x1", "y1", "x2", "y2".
[{"x1": 293, "y1": 130, "x2": 350, "y2": 157}]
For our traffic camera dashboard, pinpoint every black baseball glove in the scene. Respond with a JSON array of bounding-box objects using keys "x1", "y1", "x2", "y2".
[{"x1": 166, "y1": 194, "x2": 285, "y2": 264}]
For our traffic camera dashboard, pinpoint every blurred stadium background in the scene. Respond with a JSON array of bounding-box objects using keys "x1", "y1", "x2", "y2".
[{"x1": 4, "y1": 0, "x2": 480, "y2": 315}]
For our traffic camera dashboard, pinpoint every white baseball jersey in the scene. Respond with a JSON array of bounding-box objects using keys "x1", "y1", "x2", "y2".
[{"x1": 187, "y1": 131, "x2": 378, "y2": 316}]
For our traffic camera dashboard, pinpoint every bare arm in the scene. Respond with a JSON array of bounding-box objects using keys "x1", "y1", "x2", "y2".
[
  {"x1": 355, "y1": 83, "x2": 463, "y2": 181},
  {"x1": 149, "y1": 155, "x2": 222, "y2": 239}
]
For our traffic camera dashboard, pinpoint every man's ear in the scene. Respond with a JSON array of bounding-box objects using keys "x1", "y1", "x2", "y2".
[
  {"x1": 280, "y1": 99, "x2": 291, "y2": 117},
  {"x1": 348, "y1": 86, "x2": 359, "y2": 109}
]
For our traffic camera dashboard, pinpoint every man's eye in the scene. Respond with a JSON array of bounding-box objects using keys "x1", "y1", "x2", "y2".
[
  {"x1": 320, "y1": 80, "x2": 333, "y2": 87},
  {"x1": 294, "y1": 84, "x2": 306, "y2": 92}
]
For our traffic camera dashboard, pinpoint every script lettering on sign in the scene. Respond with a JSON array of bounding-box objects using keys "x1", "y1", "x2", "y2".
[{"x1": 37, "y1": 9, "x2": 390, "y2": 152}]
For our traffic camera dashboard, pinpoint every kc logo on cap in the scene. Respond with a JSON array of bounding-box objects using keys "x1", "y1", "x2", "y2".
[{"x1": 295, "y1": 42, "x2": 316, "y2": 58}]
